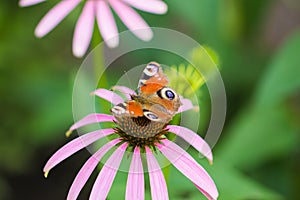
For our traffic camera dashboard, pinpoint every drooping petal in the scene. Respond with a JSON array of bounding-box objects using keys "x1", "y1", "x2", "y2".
[
  {"x1": 167, "y1": 125, "x2": 213, "y2": 163},
  {"x1": 109, "y1": 0, "x2": 153, "y2": 41},
  {"x1": 96, "y1": 0, "x2": 119, "y2": 48},
  {"x1": 92, "y1": 88, "x2": 124, "y2": 105},
  {"x1": 177, "y1": 97, "x2": 197, "y2": 113},
  {"x1": 158, "y1": 140, "x2": 218, "y2": 200},
  {"x1": 19, "y1": 0, "x2": 45, "y2": 7},
  {"x1": 146, "y1": 147, "x2": 169, "y2": 200},
  {"x1": 195, "y1": 185, "x2": 217, "y2": 200},
  {"x1": 35, "y1": 0, "x2": 81, "y2": 37},
  {"x1": 123, "y1": 0, "x2": 168, "y2": 14},
  {"x1": 67, "y1": 139, "x2": 121, "y2": 200},
  {"x1": 112, "y1": 85, "x2": 137, "y2": 100},
  {"x1": 43, "y1": 128, "x2": 115, "y2": 175},
  {"x1": 72, "y1": 0, "x2": 95, "y2": 57},
  {"x1": 126, "y1": 147, "x2": 144, "y2": 200},
  {"x1": 68, "y1": 114, "x2": 115, "y2": 133},
  {"x1": 90, "y1": 143, "x2": 128, "y2": 200}
]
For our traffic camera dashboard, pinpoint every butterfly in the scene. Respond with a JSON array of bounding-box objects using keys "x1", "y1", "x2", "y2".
[{"x1": 111, "y1": 62, "x2": 182, "y2": 138}]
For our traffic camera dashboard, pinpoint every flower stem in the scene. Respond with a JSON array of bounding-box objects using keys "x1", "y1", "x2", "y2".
[
  {"x1": 162, "y1": 164, "x2": 171, "y2": 184},
  {"x1": 91, "y1": 28, "x2": 111, "y2": 125},
  {"x1": 92, "y1": 28, "x2": 108, "y2": 89}
]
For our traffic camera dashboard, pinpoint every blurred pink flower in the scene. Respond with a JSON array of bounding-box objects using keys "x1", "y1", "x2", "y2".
[
  {"x1": 20, "y1": 0, "x2": 168, "y2": 57},
  {"x1": 43, "y1": 86, "x2": 218, "y2": 200}
]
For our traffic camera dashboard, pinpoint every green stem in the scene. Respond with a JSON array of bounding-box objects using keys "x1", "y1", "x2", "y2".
[
  {"x1": 162, "y1": 163, "x2": 171, "y2": 184},
  {"x1": 92, "y1": 28, "x2": 108, "y2": 89},
  {"x1": 91, "y1": 28, "x2": 110, "y2": 127}
]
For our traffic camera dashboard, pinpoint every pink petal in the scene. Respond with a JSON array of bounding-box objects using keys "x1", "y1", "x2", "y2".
[
  {"x1": 123, "y1": 0, "x2": 168, "y2": 14},
  {"x1": 112, "y1": 85, "x2": 137, "y2": 100},
  {"x1": 146, "y1": 147, "x2": 169, "y2": 200},
  {"x1": 177, "y1": 97, "x2": 196, "y2": 113},
  {"x1": 90, "y1": 143, "x2": 128, "y2": 200},
  {"x1": 167, "y1": 125, "x2": 213, "y2": 163},
  {"x1": 68, "y1": 114, "x2": 115, "y2": 132},
  {"x1": 96, "y1": 0, "x2": 119, "y2": 48},
  {"x1": 35, "y1": 0, "x2": 81, "y2": 37},
  {"x1": 158, "y1": 140, "x2": 218, "y2": 200},
  {"x1": 195, "y1": 185, "x2": 217, "y2": 200},
  {"x1": 19, "y1": 0, "x2": 45, "y2": 7},
  {"x1": 43, "y1": 128, "x2": 115, "y2": 175},
  {"x1": 109, "y1": 0, "x2": 153, "y2": 41},
  {"x1": 126, "y1": 147, "x2": 144, "y2": 200},
  {"x1": 92, "y1": 88, "x2": 124, "y2": 105},
  {"x1": 73, "y1": 0, "x2": 95, "y2": 57},
  {"x1": 67, "y1": 139, "x2": 121, "y2": 200}
]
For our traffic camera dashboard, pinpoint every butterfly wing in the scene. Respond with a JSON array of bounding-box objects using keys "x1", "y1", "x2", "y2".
[
  {"x1": 111, "y1": 100, "x2": 144, "y2": 118},
  {"x1": 137, "y1": 61, "x2": 168, "y2": 94},
  {"x1": 137, "y1": 62, "x2": 181, "y2": 117}
]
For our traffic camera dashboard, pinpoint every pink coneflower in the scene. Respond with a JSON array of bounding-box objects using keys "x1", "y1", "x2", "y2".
[
  {"x1": 43, "y1": 85, "x2": 218, "y2": 200},
  {"x1": 19, "y1": 0, "x2": 168, "y2": 57}
]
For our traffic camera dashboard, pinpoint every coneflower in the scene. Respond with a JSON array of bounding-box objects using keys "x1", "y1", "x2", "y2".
[{"x1": 43, "y1": 85, "x2": 218, "y2": 200}]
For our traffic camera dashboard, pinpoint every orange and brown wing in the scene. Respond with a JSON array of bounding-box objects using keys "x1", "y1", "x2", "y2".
[
  {"x1": 110, "y1": 100, "x2": 144, "y2": 118},
  {"x1": 137, "y1": 62, "x2": 168, "y2": 93}
]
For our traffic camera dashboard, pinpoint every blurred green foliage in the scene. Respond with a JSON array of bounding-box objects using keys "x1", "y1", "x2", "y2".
[{"x1": 1, "y1": 0, "x2": 300, "y2": 199}]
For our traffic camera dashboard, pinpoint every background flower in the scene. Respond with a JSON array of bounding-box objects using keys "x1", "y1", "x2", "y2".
[{"x1": 20, "y1": 0, "x2": 168, "y2": 57}]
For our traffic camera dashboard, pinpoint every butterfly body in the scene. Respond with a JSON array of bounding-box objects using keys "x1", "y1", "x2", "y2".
[{"x1": 111, "y1": 62, "x2": 181, "y2": 138}]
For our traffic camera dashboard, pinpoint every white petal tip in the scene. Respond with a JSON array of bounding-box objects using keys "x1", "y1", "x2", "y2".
[
  {"x1": 34, "y1": 28, "x2": 45, "y2": 38},
  {"x1": 65, "y1": 130, "x2": 73, "y2": 138},
  {"x1": 72, "y1": 48, "x2": 85, "y2": 58},
  {"x1": 105, "y1": 38, "x2": 119, "y2": 48},
  {"x1": 19, "y1": 2, "x2": 26, "y2": 7},
  {"x1": 139, "y1": 30, "x2": 153, "y2": 41},
  {"x1": 131, "y1": 28, "x2": 153, "y2": 42},
  {"x1": 19, "y1": 0, "x2": 45, "y2": 7},
  {"x1": 19, "y1": 1, "x2": 32, "y2": 7},
  {"x1": 44, "y1": 171, "x2": 49, "y2": 178},
  {"x1": 158, "y1": 3, "x2": 168, "y2": 14}
]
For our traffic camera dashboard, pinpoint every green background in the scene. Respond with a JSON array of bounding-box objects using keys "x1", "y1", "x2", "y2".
[{"x1": 0, "y1": 0, "x2": 300, "y2": 199}]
